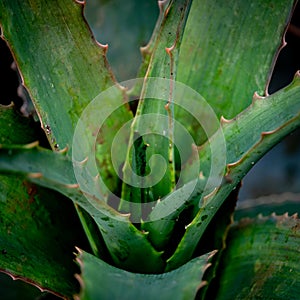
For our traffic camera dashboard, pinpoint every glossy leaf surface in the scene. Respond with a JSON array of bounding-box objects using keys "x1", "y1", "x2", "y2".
[
  {"x1": 214, "y1": 214, "x2": 300, "y2": 299},
  {"x1": 76, "y1": 249, "x2": 215, "y2": 300}
]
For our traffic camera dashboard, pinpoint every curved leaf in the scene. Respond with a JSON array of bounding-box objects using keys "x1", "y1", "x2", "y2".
[
  {"x1": 173, "y1": 0, "x2": 295, "y2": 172},
  {"x1": 0, "y1": 180, "x2": 83, "y2": 298},
  {"x1": 0, "y1": 105, "x2": 85, "y2": 298},
  {"x1": 120, "y1": 0, "x2": 192, "y2": 216},
  {"x1": 75, "y1": 248, "x2": 216, "y2": 300},
  {"x1": 177, "y1": 0, "x2": 295, "y2": 119},
  {"x1": 0, "y1": 104, "x2": 38, "y2": 144},
  {"x1": 0, "y1": 145, "x2": 165, "y2": 273},
  {"x1": 146, "y1": 74, "x2": 300, "y2": 259},
  {"x1": 213, "y1": 214, "x2": 300, "y2": 300},
  {"x1": 0, "y1": 0, "x2": 132, "y2": 194}
]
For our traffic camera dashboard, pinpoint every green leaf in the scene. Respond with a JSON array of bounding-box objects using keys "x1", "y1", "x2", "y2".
[
  {"x1": 183, "y1": 74, "x2": 300, "y2": 185},
  {"x1": 0, "y1": 104, "x2": 38, "y2": 145},
  {"x1": 143, "y1": 74, "x2": 300, "y2": 260},
  {"x1": 177, "y1": 0, "x2": 295, "y2": 119},
  {"x1": 134, "y1": 0, "x2": 296, "y2": 256},
  {"x1": 0, "y1": 179, "x2": 83, "y2": 298},
  {"x1": 196, "y1": 185, "x2": 240, "y2": 300},
  {"x1": 120, "y1": 0, "x2": 192, "y2": 218},
  {"x1": 213, "y1": 214, "x2": 300, "y2": 300},
  {"x1": 1, "y1": 0, "x2": 164, "y2": 273},
  {"x1": 0, "y1": 145, "x2": 165, "y2": 273},
  {"x1": 0, "y1": 0, "x2": 132, "y2": 192},
  {"x1": 165, "y1": 73, "x2": 300, "y2": 270},
  {"x1": 174, "y1": 0, "x2": 295, "y2": 173},
  {"x1": 143, "y1": 179, "x2": 204, "y2": 251},
  {"x1": 76, "y1": 248, "x2": 215, "y2": 300},
  {"x1": 0, "y1": 105, "x2": 85, "y2": 298}
]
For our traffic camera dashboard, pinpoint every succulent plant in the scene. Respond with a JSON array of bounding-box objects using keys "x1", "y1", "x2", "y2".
[{"x1": 0, "y1": 0, "x2": 299, "y2": 299}]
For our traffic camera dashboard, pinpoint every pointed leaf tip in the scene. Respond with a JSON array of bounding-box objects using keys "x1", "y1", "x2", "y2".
[
  {"x1": 252, "y1": 91, "x2": 265, "y2": 101},
  {"x1": 220, "y1": 115, "x2": 232, "y2": 126}
]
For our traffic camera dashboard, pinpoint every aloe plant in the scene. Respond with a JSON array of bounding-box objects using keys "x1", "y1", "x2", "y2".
[{"x1": 0, "y1": 0, "x2": 300, "y2": 299}]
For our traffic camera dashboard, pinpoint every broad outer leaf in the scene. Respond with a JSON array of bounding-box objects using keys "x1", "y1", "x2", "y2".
[
  {"x1": 0, "y1": 179, "x2": 84, "y2": 298},
  {"x1": 0, "y1": 0, "x2": 132, "y2": 194},
  {"x1": 213, "y1": 214, "x2": 300, "y2": 300},
  {"x1": 0, "y1": 104, "x2": 38, "y2": 144},
  {"x1": 75, "y1": 248, "x2": 216, "y2": 300},
  {"x1": 177, "y1": 0, "x2": 295, "y2": 119},
  {"x1": 0, "y1": 105, "x2": 87, "y2": 298},
  {"x1": 0, "y1": 0, "x2": 163, "y2": 274},
  {"x1": 174, "y1": 0, "x2": 295, "y2": 167},
  {"x1": 0, "y1": 145, "x2": 165, "y2": 273}
]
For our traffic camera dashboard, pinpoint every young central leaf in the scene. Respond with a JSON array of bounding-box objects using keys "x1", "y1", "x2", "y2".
[
  {"x1": 120, "y1": 96, "x2": 176, "y2": 222},
  {"x1": 119, "y1": 0, "x2": 191, "y2": 222}
]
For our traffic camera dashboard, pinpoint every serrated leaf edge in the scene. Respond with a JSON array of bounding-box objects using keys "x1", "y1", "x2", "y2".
[{"x1": 0, "y1": 269, "x2": 66, "y2": 299}]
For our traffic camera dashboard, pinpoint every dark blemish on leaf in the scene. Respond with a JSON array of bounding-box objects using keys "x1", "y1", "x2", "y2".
[
  {"x1": 2, "y1": 249, "x2": 7, "y2": 255},
  {"x1": 45, "y1": 124, "x2": 51, "y2": 135},
  {"x1": 224, "y1": 175, "x2": 233, "y2": 183},
  {"x1": 23, "y1": 181, "x2": 37, "y2": 204},
  {"x1": 54, "y1": 143, "x2": 59, "y2": 150},
  {"x1": 291, "y1": 223, "x2": 300, "y2": 232},
  {"x1": 115, "y1": 240, "x2": 129, "y2": 262},
  {"x1": 201, "y1": 215, "x2": 208, "y2": 221},
  {"x1": 20, "y1": 254, "x2": 26, "y2": 262}
]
